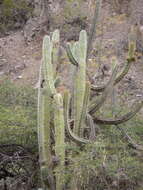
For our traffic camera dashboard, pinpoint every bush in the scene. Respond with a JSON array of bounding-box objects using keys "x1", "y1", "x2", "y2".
[{"x1": 0, "y1": 0, "x2": 33, "y2": 34}]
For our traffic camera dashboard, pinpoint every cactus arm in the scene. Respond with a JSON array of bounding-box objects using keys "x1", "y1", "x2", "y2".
[
  {"x1": 117, "y1": 126, "x2": 143, "y2": 151},
  {"x1": 91, "y1": 31, "x2": 136, "y2": 92},
  {"x1": 66, "y1": 43, "x2": 79, "y2": 66},
  {"x1": 43, "y1": 35, "x2": 57, "y2": 96},
  {"x1": 63, "y1": 91, "x2": 90, "y2": 145},
  {"x1": 37, "y1": 64, "x2": 55, "y2": 190},
  {"x1": 52, "y1": 29, "x2": 60, "y2": 77},
  {"x1": 87, "y1": 0, "x2": 102, "y2": 59},
  {"x1": 92, "y1": 100, "x2": 143, "y2": 125},
  {"x1": 91, "y1": 57, "x2": 134, "y2": 92},
  {"x1": 53, "y1": 93, "x2": 65, "y2": 190},
  {"x1": 54, "y1": 77, "x2": 61, "y2": 88},
  {"x1": 74, "y1": 30, "x2": 87, "y2": 136},
  {"x1": 41, "y1": 88, "x2": 55, "y2": 190},
  {"x1": 89, "y1": 64, "x2": 119, "y2": 114}
]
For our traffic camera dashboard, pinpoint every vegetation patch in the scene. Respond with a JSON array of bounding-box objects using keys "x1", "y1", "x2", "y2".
[{"x1": 0, "y1": 0, "x2": 33, "y2": 35}]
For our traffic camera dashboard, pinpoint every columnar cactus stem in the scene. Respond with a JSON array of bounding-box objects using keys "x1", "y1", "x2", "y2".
[
  {"x1": 43, "y1": 35, "x2": 56, "y2": 96},
  {"x1": 52, "y1": 29, "x2": 60, "y2": 77},
  {"x1": 87, "y1": 0, "x2": 103, "y2": 59},
  {"x1": 53, "y1": 93, "x2": 65, "y2": 190},
  {"x1": 38, "y1": 67, "x2": 55, "y2": 189},
  {"x1": 73, "y1": 30, "x2": 87, "y2": 136}
]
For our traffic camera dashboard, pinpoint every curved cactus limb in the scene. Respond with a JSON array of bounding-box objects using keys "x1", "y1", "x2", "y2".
[
  {"x1": 91, "y1": 38, "x2": 136, "y2": 92},
  {"x1": 63, "y1": 91, "x2": 90, "y2": 145},
  {"x1": 53, "y1": 93, "x2": 65, "y2": 190},
  {"x1": 117, "y1": 126, "x2": 143, "y2": 151},
  {"x1": 92, "y1": 100, "x2": 143, "y2": 125},
  {"x1": 91, "y1": 58, "x2": 134, "y2": 92},
  {"x1": 89, "y1": 64, "x2": 119, "y2": 114},
  {"x1": 66, "y1": 43, "x2": 79, "y2": 66}
]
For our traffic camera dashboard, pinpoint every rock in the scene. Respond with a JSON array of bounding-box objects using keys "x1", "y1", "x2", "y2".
[{"x1": 17, "y1": 75, "x2": 23, "y2": 79}]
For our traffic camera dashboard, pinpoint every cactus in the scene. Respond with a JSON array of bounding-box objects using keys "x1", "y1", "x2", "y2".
[
  {"x1": 65, "y1": 27, "x2": 142, "y2": 140},
  {"x1": 37, "y1": 24, "x2": 143, "y2": 189},
  {"x1": 38, "y1": 30, "x2": 65, "y2": 190},
  {"x1": 87, "y1": 0, "x2": 103, "y2": 59},
  {"x1": 72, "y1": 30, "x2": 87, "y2": 136},
  {"x1": 53, "y1": 93, "x2": 65, "y2": 190}
]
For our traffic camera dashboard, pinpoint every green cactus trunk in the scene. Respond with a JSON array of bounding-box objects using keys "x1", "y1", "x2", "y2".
[
  {"x1": 73, "y1": 30, "x2": 87, "y2": 136},
  {"x1": 54, "y1": 93, "x2": 65, "y2": 190},
  {"x1": 37, "y1": 64, "x2": 54, "y2": 189}
]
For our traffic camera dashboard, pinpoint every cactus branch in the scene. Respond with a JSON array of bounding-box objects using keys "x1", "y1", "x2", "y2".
[
  {"x1": 87, "y1": 0, "x2": 102, "y2": 59},
  {"x1": 66, "y1": 43, "x2": 79, "y2": 66},
  {"x1": 91, "y1": 58, "x2": 134, "y2": 92},
  {"x1": 43, "y1": 35, "x2": 56, "y2": 96},
  {"x1": 63, "y1": 91, "x2": 90, "y2": 145},
  {"x1": 91, "y1": 30, "x2": 136, "y2": 92},
  {"x1": 53, "y1": 93, "x2": 65, "y2": 190},
  {"x1": 92, "y1": 100, "x2": 143, "y2": 125},
  {"x1": 37, "y1": 64, "x2": 55, "y2": 189},
  {"x1": 52, "y1": 29, "x2": 60, "y2": 77},
  {"x1": 117, "y1": 126, "x2": 143, "y2": 151},
  {"x1": 73, "y1": 30, "x2": 87, "y2": 136},
  {"x1": 89, "y1": 64, "x2": 119, "y2": 114}
]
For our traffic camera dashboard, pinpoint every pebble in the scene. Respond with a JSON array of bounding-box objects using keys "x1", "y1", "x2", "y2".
[{"x1": 17, "y1": 75, "x2": 23, "y2": 79}]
